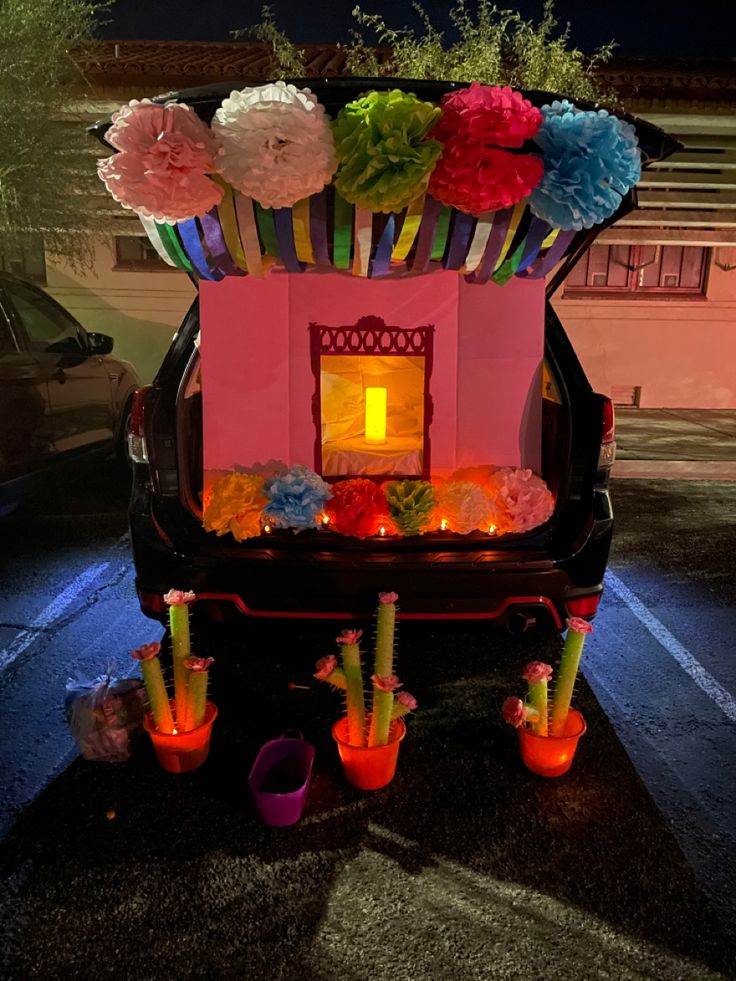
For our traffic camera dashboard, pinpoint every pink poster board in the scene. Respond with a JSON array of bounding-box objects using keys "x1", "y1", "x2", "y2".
[{"x1": 200, "y1": 271, "x2": 544, "y2": 479}]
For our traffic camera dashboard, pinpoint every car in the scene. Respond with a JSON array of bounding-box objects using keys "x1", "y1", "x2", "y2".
[
  {"x1": 97, "y1": 78, "x2": 675, "y2": 630},
  {"x1": 0, "y1": 272, "x2": 140, "y2": 514}
]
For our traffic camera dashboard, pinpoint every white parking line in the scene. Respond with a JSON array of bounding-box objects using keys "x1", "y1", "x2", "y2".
[
  {"x1": 604, "y1": 569, "x2": 736, "y2": 723},
  {"x1": 0, "y1": 563, "x2": 110, "y2": 673}
]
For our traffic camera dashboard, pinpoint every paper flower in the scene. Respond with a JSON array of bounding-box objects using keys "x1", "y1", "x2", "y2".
[
  {"x1": 325, "y1": 478, "x2": 390, "y2": 539},
  {"x1": 184, "y1": 657, "x2": 214, "y2": 672},
  {"x1": 379, "y1": 591, "x2": 398, "y2": 605},
  {"x1": 530, "y1": 100, "x2": 642, "y2": 230},
  {"x1": 397, "y1": 690, "x2": 418, "y2": 710},
  {"x1": 485, "y1": 468, "x2": 554, "y2": 535},
  {"x1": 314, "y1": 655, "x2": 339, "y2": 679},
  {"x1": 336, "y1": 629, "x2": 363, "y2": 645},
  {"x1": 203, "y1": 472, "x2": 268, "y2": 542},
  {"x1": 212, "y1": 82, "x2": 337, "y2": 209},
  {"x1": 433, "y1": 84, "x2": 542, "y2": 148},
  {"x1": 522, "y1": 661, "x2": 553, "y2": 684},
  {"x1": 130, "y1": 642, "x2": 162, "y2": 662},
  {"x1": 502, "y1": 696, "x2": 526, "y2": 728},
  {"x1": 566, "y1": 617, "x2": 594, "y2": 635},
  {"x1": 435, "y1": 480, "x2": 490, "y2": 535},
  {"x1": 385, "y1": 480, "x2": 437, "y2": 536},
  {"x1": 163, "y1": 589, "x2": 196, "y2": 606},
  {"x1": 98, "y1": 99, "x2": 222, "y2": 222},
  {"x1": 264, "y1": 465, "x2": 333, "y2": 531},
  {"x1": 333, "y1": 89, "x2": 442, "y2": 213},
  {"x1": 372, "y1": 674, "x2": 402, "y2": 692},
  {"x1": 429, "y1": 136, "x2": 543, "y2": 215}
]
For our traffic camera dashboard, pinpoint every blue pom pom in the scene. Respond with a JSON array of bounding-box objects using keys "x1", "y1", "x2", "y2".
[
  {"x1": 264, "y1": 465, "x2": 332, "y2": 530},
  {"x1": 530, "y1": 100, "x2": 641, "y2": 231}
]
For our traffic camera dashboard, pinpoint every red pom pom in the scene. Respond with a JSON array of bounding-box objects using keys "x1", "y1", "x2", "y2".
[
  {"x1": 434, "y1": 83, "x2": 542, "y2": 149},
  {"x1": 429, "y1": 137, "x2": 543, "y2": 215},
  {"x1": 325, "y1": 479, "x2": 390, "y2": 539}
]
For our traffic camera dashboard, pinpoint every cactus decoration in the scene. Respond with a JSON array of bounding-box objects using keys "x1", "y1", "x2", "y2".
[
  {"x1": 314, "y1": 591, "x2": 418, "y2": 747},
  {"x1": 502, "y1": 617, "x2": 593, "y2": 737},
  {"x1": 132, "y1": 589, "x2": 214, "y2": 734}
]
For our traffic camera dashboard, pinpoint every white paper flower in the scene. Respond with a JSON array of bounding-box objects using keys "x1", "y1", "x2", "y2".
[{"x1": 212, "y1": 82, "x2": 337, "y2": 209}]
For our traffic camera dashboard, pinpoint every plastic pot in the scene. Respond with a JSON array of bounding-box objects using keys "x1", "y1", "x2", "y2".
[
  {"x1": 517, "y1": 708, "x2": 586, "y2": 778},
  {"x1": 332, "y1": 716, "x2": 406, "y2": 791},
  {"x1": 143, "y1": 701, "x2": 218, "y2": 774},
  {"x1": 248, "y1": 731, "x2": 316, "y2": 827}
]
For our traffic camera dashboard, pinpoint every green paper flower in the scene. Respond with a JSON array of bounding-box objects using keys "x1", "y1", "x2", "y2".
[
  {"x1": 333, "y1": 90, "x2": 442, "y2": 214},
  {"x1": 385, "y1": 480, "x2": 437, "y2": 536}
]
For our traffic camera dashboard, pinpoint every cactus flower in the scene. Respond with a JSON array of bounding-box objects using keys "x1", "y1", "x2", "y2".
[
  {"x1": 164, "y1": 589, "x2": 196, "y2": 606},
  {"x1": 502, "y1": 696, "x2": 526, "y2": 728},
  {"x1": 372, "y1": 674, "x2": 402, "y2": 692},
  {"x1": 397, "y1": 691, "x2": 417, "y2": 710},
  {"x1": 183, "y1": 656, "x2": 214, "y2": 672},
  {"x1": 131, "y1": 642, "x2": 162, "y2": 661},
  {"x1": 566, "y1": 616, "x2": 593, "y2": 634},
  {"x1": 336, "y1": 629, "x2": 363, "y2": 645},
  {"x1": 522, "y1": 661, "x2": 553, "y2": 684},
  {"x1": 379, "y1": 591, "x2": 398, "y2": 604},
  {"x1": 314, "y1": 655, "x2": 339, "y2": 679}
]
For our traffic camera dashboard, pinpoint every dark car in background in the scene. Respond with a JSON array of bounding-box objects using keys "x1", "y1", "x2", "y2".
[{"x1": 0, "y1": 273, "x2": 139, "y2": 515}]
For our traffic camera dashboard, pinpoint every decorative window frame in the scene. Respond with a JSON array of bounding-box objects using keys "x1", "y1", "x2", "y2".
[{"x1": 309, "y1": 315, "x2": 435, "y2": 480}]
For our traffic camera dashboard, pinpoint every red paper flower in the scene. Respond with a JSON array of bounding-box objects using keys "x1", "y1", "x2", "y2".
[
  {"x1": 325, "y1": 478, "x2": 390, "y2": 540},
  {"x1": 429, "y1": 136, "x2": 543, "y2": 215},
  {"x1": 434, "y1": 84, "x2": 542, "y2": 149}
]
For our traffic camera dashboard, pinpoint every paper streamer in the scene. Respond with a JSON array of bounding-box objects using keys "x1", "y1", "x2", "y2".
[
  {"x1": 431, "y1": 205, "x2": 452, "y2": 262},
  {"x1": 201, "y1": 210, "x2": 244, "y2": 277},
  {"x1": 139, "y1": 216, "x2": 177, "y2": 267},
  {"x1": 254, "y1": 204, "x2": 280, "y2": 257},
  {"x1": 156, "y1": 223, "x2": 194, "y2": 273},
  {"x1": 352, "y1": 207, "x2": 373, "y2": 277},
  {"x1": 177, "y1": 219, "x2": 218, "y2": 280},
  {"x1": 525, "y1": 229, "x2": 576, "y2": 279},
  {"x1": 391, "y1": 194, "x2": 425, "y2": 263},
  {"x1": 515, "y1": 217, "x2": 552, "y2": 274},
  {"x1": 273, "y1": 207, "x2": 305, "y2": 273},
  {"x1": 309, "y1": 190, "x2": 331, "y2": 268},
  {"x1": 465, "y1": 207, "x2": 513, "y2": 284},
  {"x1": 491, "y1": 206, "x2": 534, "y2": 284},
  {"x1": 462, "y1": 212, "x2": 495, "y2": 274},
  {"x1": 409, "y1": 196, "x2": 442, "y2": 273},
  {"x1": 234, "y1": 193, "x2": 266, "y2": 278},
  {"x1": 292, "y1": 198, "x2": 315, "y2": 265},
  {"x1": 443, "y1": 211, "x2": 476, "y2": 270},
  {"x1": 333, "y1": 192, "x2": 352, "y2": 270},
  {"x1": 369, "y1": 214, "x2": 396, "y2": 278},
  {"x1": 214, "y1": 180, "x2": 247, "y2": 271}
]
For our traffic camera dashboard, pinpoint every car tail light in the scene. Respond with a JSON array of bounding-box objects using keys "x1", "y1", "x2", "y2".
[
  {"x1": 598, "y1": 397, "x2": 616, "y2": 468},
  {"x1": 138, "y1": 589, "x2": 168, "y2": 618},
  {"x1": 566, "y1": 594, "x2": 601, "y2": 619},
  {"x1": 128, "y1": 386, "x2": 152, "y2": 464}
]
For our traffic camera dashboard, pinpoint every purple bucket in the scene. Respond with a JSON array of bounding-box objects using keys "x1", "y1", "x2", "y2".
[{"x1": 248, "y1": 731, "x2": 315, "y2": 827}]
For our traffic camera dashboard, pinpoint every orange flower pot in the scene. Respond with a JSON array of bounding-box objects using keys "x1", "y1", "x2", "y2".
[
  {"x1": 332, "y1": 716, "x2": 406, "y2": 791},
  {"x1": 143, "y1": 701, "x2": 218, "y2": 774},
  {"x1": 517, "y1": 708, "x2": 586, "y2": 778}
]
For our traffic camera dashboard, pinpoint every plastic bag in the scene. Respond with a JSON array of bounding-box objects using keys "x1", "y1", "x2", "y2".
[{"x1": 65, "y1": 670, "x2": 147, "y2": 762}]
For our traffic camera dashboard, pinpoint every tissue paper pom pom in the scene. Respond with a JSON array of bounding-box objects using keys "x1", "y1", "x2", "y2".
[
  {"x1": 435, "y1": 480, "x2": 491, "y2": 535},
  {"x1": 325, "y1": 478, "x2": 390, "y2": 539},
  {"x1": 530, "y1": 100, "x2": 642, "y2": 231},
  {"x1": 97, "y1": 100, "x2": 222, "y2": 222},
  {"x1": 485, "y1": 468, "x2": 554, "y2": 535},
  {"x1": 333, "y1": 90, "x2": 442, "y2": 213},
  {"x1": 203, "y1": 473, "x2": 268, "y2": 542},
  {"x1": 212, "y1": 82, "x2": 337, "y2": 209},
  {"x1": 434, "y1": 84, "x2": 542, "y2": 148},
  {"x1": 428, "y1": 136, "x2": 543, "y2": 215},
  {"x1": 385, "y1": 480, "x2": 437, "y2": 536},
  {"x1": 264, "y1": 465, "x2": 333, "y2": 531}
]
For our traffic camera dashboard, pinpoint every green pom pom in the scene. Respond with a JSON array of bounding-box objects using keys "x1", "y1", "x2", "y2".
[
  {"x1": 385, "y1": 480, "x2": 437, "y2": 536},
  {"x1": 333, "y1": 89, "x2": 442, "y2": 213}
]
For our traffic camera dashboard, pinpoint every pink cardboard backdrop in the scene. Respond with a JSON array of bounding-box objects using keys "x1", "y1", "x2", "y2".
[{"x1": 200, "y1": 271, "x2": 544, "y2": 478}]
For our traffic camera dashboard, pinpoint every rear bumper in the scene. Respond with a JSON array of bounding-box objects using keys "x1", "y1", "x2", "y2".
[{"x1": 130, "y1": 500, "x2": 612, "y2": 626}]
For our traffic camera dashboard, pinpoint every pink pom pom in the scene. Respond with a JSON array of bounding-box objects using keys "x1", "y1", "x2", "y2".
[
  {"x1": 522, "y1": 661, "x2": 553, "y2": 684},
  {"x1": 566, "y1": 617, "x2": 593, "y2": 635},
  {"x1": 130, "y1": 642, "x2": 161, "y2": 662},
  {"x1": 314, "y1": 655, "x2": 338, "y2": 679}
]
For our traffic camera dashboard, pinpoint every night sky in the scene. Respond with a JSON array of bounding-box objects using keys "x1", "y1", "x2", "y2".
[{"x1": 98, "y1": 0, "x2": 735, "y2": 60}]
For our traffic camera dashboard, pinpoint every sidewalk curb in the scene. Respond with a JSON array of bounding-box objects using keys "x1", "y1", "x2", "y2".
[{"x1": 613, "y1": 460, "x2": 736, "y2": 481}]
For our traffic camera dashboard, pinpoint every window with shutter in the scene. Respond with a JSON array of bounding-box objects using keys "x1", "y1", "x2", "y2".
[{"x1": 563, "y1": 244, "x2": 708, "y2": 297}]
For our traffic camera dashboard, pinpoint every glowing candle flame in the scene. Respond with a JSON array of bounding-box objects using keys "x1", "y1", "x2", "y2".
[
  {"x1": 263, "y1": 523, "x2": 271, "y2": 534},
  {"x1": 379, "y1": 525, "x2": 386, "y2": 537},
  {"x1": 488, "y1": 524, "x2": 497, "y2": 535},
  {"x1": 321, "y1": 513, "x2": 330, "y2": 526},
  {"x1": 440, "y1": 518, "x2": 449, "y2": 531}
]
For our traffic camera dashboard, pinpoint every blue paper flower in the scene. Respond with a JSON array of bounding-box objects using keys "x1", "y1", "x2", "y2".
[
  {"x1": 264, "y1": 465, "x2": 333, "y2": 530},
  {"x1": 530, "y1": 100, "x2": 641, "y2": 231}
]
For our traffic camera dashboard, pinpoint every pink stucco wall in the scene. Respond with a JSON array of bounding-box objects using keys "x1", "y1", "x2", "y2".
[{"x1": 553, "y1": 261, "x2": 736, "y2": 408}]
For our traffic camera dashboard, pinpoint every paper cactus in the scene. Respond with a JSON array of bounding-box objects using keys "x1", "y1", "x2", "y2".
[
  {"x1": 314, "y1": 591, "x2": 417, "y2": 747},
  {"x1": 550, "y1": 617, "x2": 592, "y2": 735},
  {"x1": 132, "y1": 589, "x2": 214, "y2": 734}
]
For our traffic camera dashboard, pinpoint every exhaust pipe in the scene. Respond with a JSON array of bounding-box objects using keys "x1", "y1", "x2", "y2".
[{"x1": 506, "y1": 612, "x2": 533, "y2": 635}]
